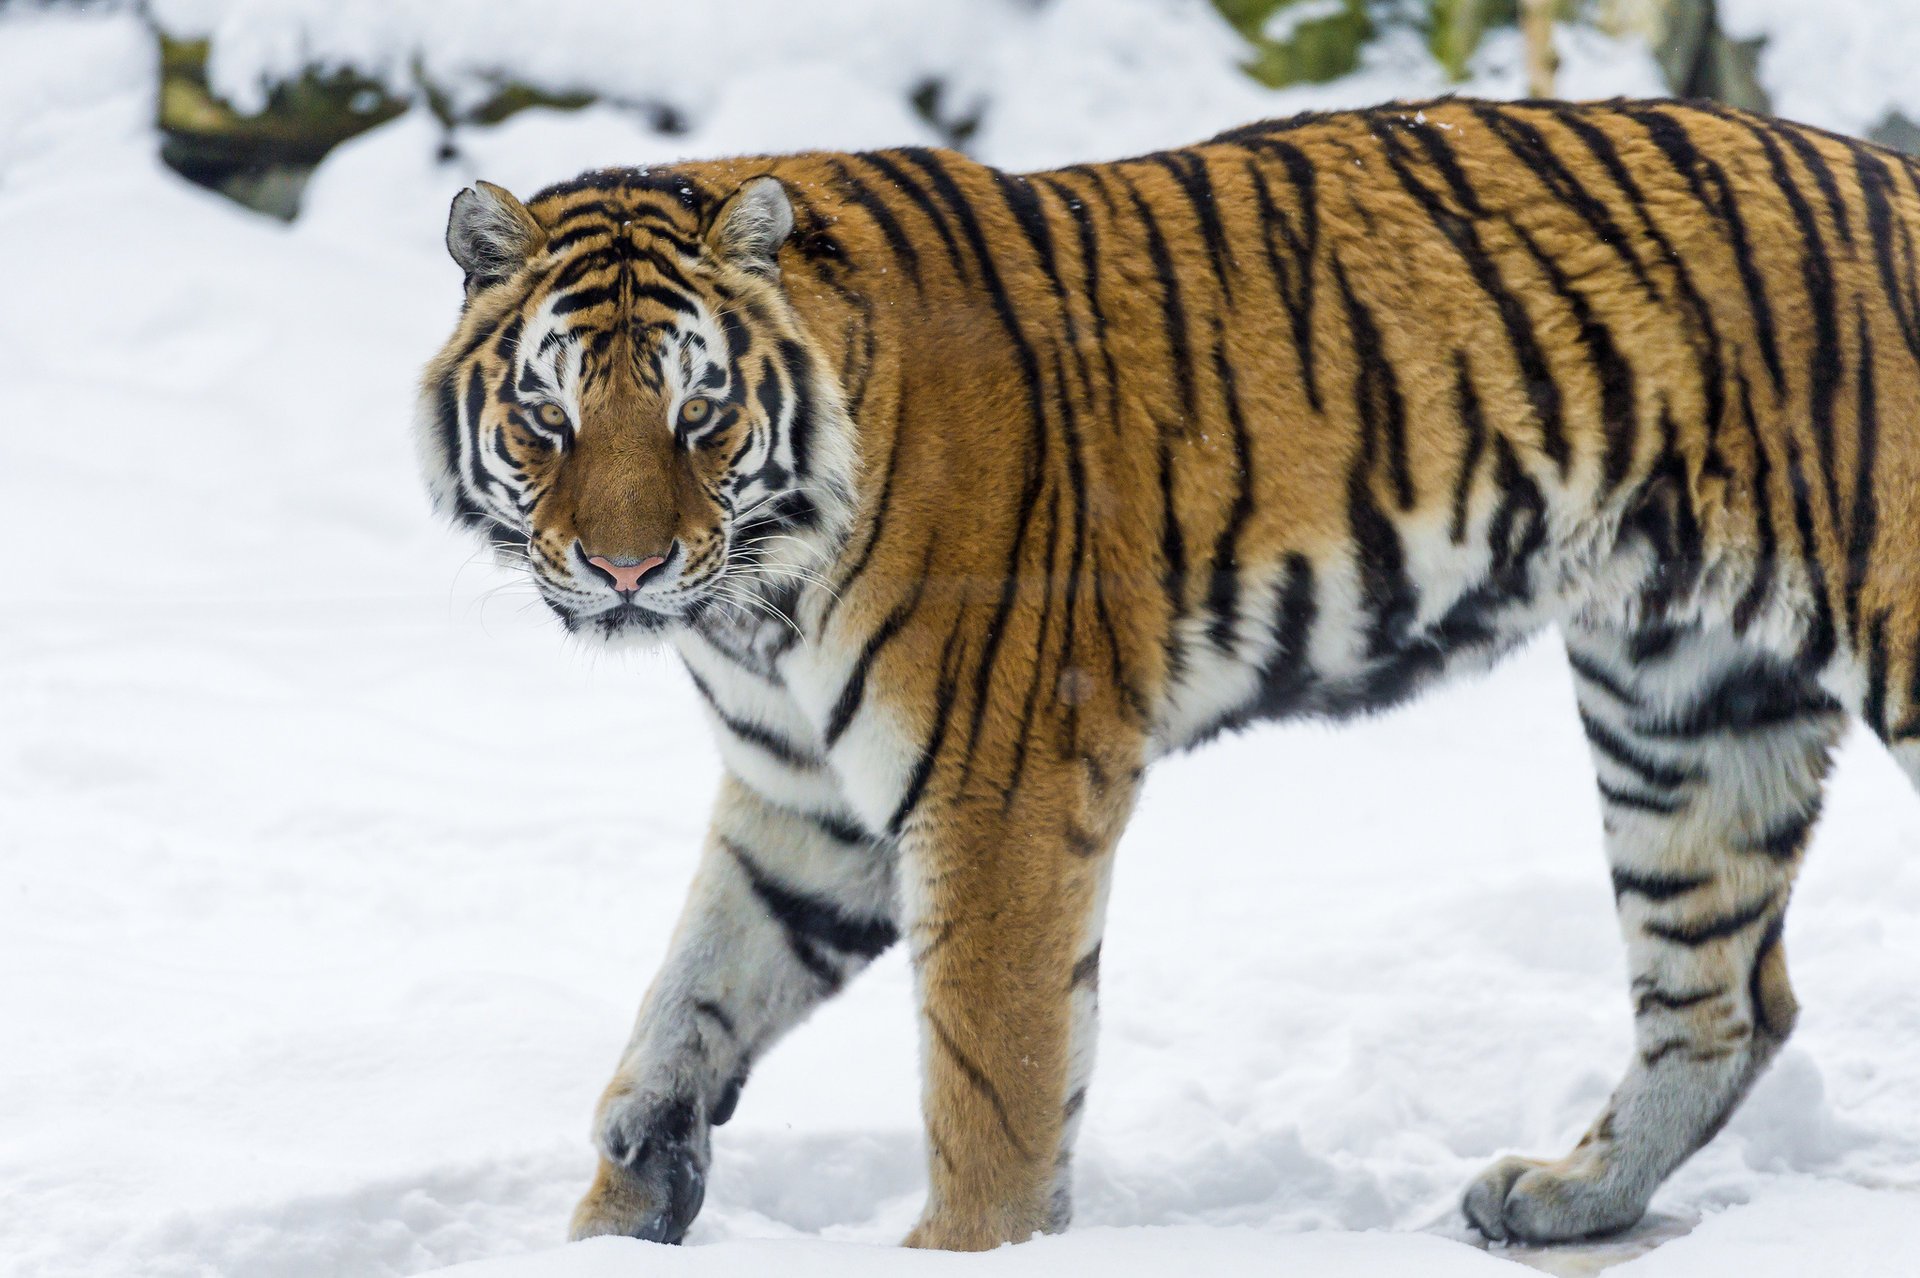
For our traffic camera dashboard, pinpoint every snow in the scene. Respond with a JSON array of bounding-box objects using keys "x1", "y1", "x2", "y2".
[
  {"x1": 1721, "y1": 0, "x2": 1920, "y2": 139},
  {"x1": 3, "y1": 5, "x2": 1917, "y2": 1278}
]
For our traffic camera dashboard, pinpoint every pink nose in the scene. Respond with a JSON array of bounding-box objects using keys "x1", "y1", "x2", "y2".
[{"x1": 587, "y1": 555, "x2": 667, "y2": 593}]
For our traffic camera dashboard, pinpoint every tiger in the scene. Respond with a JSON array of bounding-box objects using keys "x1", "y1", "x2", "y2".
[{"x1": 416, "y1": 96, "x2": 1920, "y2": 1250}]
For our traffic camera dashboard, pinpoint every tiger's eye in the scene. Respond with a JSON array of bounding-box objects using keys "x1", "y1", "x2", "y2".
[
  {"x1": 536, "y1": 403, "x2": 568, "y2": 429},
  {"x1": 679, "y1": 397, "x2": 712, "y2": 427}
]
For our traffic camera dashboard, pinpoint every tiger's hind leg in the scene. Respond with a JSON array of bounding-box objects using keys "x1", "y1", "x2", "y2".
[{"x1": 1464, "y1": 621, "x2": 1844, "y2": 1243}]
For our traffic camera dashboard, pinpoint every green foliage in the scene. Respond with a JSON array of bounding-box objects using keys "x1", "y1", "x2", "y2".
[
  {"x1": 157, "y1": 33, "x2": 409, "y2": 218},
  {"x1": 158, "y1": 34, "x2": 408, "y2": 167},
  {"x1": 1425, "y1": 0, "x2": 1520, "y2": 82},
  {"x1": 156, "y1": 31, "x2": 602, "y2": 218},
  {"x1": 1214, "y1": 0, "x2": 1374, "y2": 88}
]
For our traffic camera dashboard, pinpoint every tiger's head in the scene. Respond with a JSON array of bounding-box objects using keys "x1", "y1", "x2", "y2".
[{"x1": 416, "y1": 168, "x2": 854, "y2": 647}]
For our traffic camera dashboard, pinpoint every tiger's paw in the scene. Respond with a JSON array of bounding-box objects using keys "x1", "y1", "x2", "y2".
[
  {"x1": 568, "y1": 1094, "x2": 708, "y2": 1244},
  {"x1": 1462, "y1": 1154, "x2": 1648, "y2": 1244}
]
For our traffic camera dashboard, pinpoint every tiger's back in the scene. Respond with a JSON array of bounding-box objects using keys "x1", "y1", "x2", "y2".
[
  {"x1": 418, "y1": 98, "x2": 1920, "y2": 1251},
  {"x1": 795, "y1": 99, "x2": 1920, "y2": 767}
]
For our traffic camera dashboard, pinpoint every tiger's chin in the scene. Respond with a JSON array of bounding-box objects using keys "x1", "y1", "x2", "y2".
[{"x1": 548, "y1": 598, "x2": 677, "y2": 648}]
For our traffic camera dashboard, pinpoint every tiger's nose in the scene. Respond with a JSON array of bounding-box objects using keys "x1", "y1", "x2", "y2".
[{"x1": 586, "y1": 554, "x2": 667, "y2": 593}]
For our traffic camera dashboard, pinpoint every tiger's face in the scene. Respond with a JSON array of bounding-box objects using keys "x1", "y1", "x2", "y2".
[{"x1": 416, "y1": 172, "x2": 848, "y2": 646}]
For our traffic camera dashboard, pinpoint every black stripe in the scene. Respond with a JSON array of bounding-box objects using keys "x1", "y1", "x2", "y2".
[
  {"x1": 545, "y1": 248, "x2": 616, "y2": 296},
  {"x1": 1580, "y1": 711, "x2": 1700, "y2": 791},
  {"x1": 726, "y1": 840, "x2": 896, "y2": 986},
  {"x1": 887, "y1": 619, "x2": 967, "y2": 836},
  {"x1": 992, "y1": 169, "x2": 1064, "y2": 296},
  {"x1": 1740, "y1": 804, "x2": 1820, "y2": 861},
  {"x1": 825, "y1": 547, "x2": 935, "y2": 747},
  {"x1": 1550, "y1": 105, "x2": 1728, "y2": 460},
  {"x1": 461, "y1": 364, "x2": 503, "y2": 508},
  {"x1": 1843, "y1": 303, "x2": 1880, "y2": 640},
  {"x1": 1782, "y1": 437, "x2": 1839, "y2": 670},
  {"x1": 1729, "y1": 368, "x2": 1778, "y2": 635},
  {"x1": 1090, "y1": 542, "x2": 1152, "y2": 725},
  {"x1": 627, "y1": 281, "x2": 703, "y2": 318},
  {"x1": 1635, "y1": 659, "x2": 1838, "y2": 739},
  {"x1": 852, "y1": 150, "x2": 970, "y2": 281},
  {"x1": 1643, "y1": 893, "x2": 1776, "y2": 946},
  {"x1": 1899, "y1": 628, "x2": 1920, "y2": 742},
  {"x1": 550, "y1": 283, "x2": 620, "y2": 316},
  {"x1": 927, "y1": 1011, "x2": 1031, "y2": 1158},
  {"x1": 1369, "y1": 115, "x2": 1569, "y2": 474},
  {"x1": 1065, "y1": 824, "x2": 1102, "y2": 858},
  {"x1": 719, "y1": 301, "x2": 752, "y2": 368},
  {"x1": 1238, "y1": 139, "x2": 1321, "y2": 410},
  {"x1": 1156, "y1": 430, "x2": 1187, "y2": 681},
  {"x1": 1626, "y1": 623, "x2": 1684, "y2": 665},
  {"x1": 810, "y1": 810, "x2": 874, "y2": 847},
  {"x1": 1004, "y1": 483, "x2": 1065, "y2": 802},
  {"x1": 1625, "y1": 105, "x2": 1784, "y2": 395},
  {"x1": 1113, "y1": 169, "x2": 1200, "y2": 429},
  {"x1": 1501, "y1": 206, "x2": 1639, "y2": 494},
  {"x1": 624, "y1": 240, "x2": 702, "y2": 294},
  {"x1": 1483, "y1": 439, "x2": 1548, "y2": 617},
  {"x1": 1856, "y1": 148, "x2": 1920, "y2": 367},
  {"x1": 544, "y1": 224, "x2": 613, "y2": 255},
  {"x1": 1567, "y1": 649, "x2": 1636, "y2": 705},
  {"x1": 1470, "y1": 103, "x2": 1660, "y2": 301},
  {"x1": 776, "y1": 338, "x2": 816, "y2": 479},
  {"x1": 827, "y1": 157, "x2": 922, "y2": 285},
  {"x1": 1633, "y1": 983, "x2": 1725, "y2": 1015},
  {"x1": 687, "y1": 670, "x2": 818, "y2": 769},
  {"x1": 1145, "y1": 150, "x2": 1235, "y2": 302},
  {"x1": 1864, "y1": 609, "x2": 1891, "y2": 739},
  {"x1": 1598, "y1": 779, "x2": 1686, "y2": 815},
  {"x1": 892, "y1": 148, "x2": 1056, "y2": 784},
  {"x1": 1612, "y1": 866, "x2": 1712, "y2": 902},
  {"x1": 1447, "y1": 351, "x2": 1487, "y2": 543},
  {"x1": 544, "y1": 197, "x2": 624, "y2": 227},
  {"x1": 1641, "y1": 1037, "x2": 1692, "y2": 1068},
  {"x1": 1330, "y1": 255, "x2": 1414, "y2": 509},
  {"x1": 1204, "y1": 340, "x2": 1256, "y2": 654},
  {"x1": 749, "y1": 365, "x2": 785, "y2": 467},
  {"x1": 691, "y1": 999, "x2": 736, "y2": 1038},
  {"x1": 433, "y1": 375, "x2": 486, "y2": 528},
  {"x1": 1046, "y1": 342, "x2": 1095, "y2": 754},
  {"x1": 1070, "y1": 945, "x2": 1101, "y2": 992},
  {"x1": 1776, "y1": 126, "x2": 1854, "y2": 246},
  {"x1": 1748, "y1": 119, "x2": 1846, "y2": 539},
  {"x1": 1226, "y1": 551, "x2": 1320, "y2": 734},
  {"x1": 984, "y1": 179, "x2": 1098, "y2": 762},
  {"x1": 823, "y1": 399, "x2": 904, "y2": 629},
  {"x1": 1034, "y1": 173, "x2": 1124, "y2": 423}
]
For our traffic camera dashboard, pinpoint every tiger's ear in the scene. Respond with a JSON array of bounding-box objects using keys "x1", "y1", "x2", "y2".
[
  {"x1": 705, "y1": 175, "x2": 792, "y2": 278},
  {"x1": 446, "y1": 180, "x2": 546, "y2": 292}
]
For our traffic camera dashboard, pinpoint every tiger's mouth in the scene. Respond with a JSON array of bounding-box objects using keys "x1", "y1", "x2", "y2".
[
  {"x1": 533, "y1": 530, "x2": 795, "y2": 645},
  {"x1": 545, "y1": 593, "x2": 676, "y2": 641}
]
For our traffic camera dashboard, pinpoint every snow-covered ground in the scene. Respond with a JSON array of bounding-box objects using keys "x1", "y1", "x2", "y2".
[{"x1": 4, "y1": 6, "x2": 1918, "y2": 1277}]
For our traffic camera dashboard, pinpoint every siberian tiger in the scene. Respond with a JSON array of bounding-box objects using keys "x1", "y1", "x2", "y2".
[{"x1": 416, "y1": 97, "x2": 1920, "y2": 1250}]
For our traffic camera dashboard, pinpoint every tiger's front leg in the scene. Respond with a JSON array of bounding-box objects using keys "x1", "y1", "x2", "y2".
[
  {"x1": 569, "y1": 775, "x2": 897, "y2": 1244},
  {"x1": 897, "y1": 757, "x2": 1134, "y2": 1250}
]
